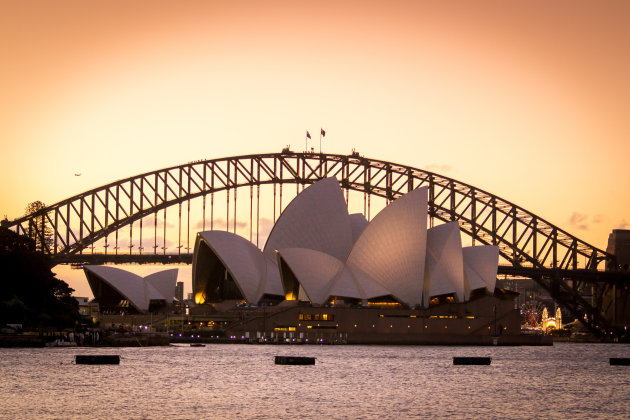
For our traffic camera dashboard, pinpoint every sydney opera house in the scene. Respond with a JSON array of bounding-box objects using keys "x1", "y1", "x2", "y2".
[
  {"x1": 84, "y1": 266, "x2": 178, "y2": 314},
  {"x1": 191, "y1": 178, "x2": 528, "y2": 345}
]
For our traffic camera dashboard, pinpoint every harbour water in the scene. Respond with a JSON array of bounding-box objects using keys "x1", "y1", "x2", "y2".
[{"x1": 1, "y1": 343, "x2": 628, "y2": 419}]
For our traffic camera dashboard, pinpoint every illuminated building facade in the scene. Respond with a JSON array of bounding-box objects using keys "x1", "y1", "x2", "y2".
[{"x1": 541, "y1": 307, "x2": 563, "y2": 331}]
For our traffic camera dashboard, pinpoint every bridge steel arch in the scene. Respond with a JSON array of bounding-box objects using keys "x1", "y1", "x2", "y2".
[{"x1": 4, "y1": 151, "x2": 622, "y2": 335}]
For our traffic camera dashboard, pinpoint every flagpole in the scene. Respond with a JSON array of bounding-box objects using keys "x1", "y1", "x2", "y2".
[
  {"x1": 305, "y1": 130, "x2": 312, "y2": 152},
  {"x1": 319, "y1": 128, "x2": 325, "y2": 154}
]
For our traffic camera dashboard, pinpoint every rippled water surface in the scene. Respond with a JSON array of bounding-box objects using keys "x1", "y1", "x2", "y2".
[{"x1": 1, "y1": 343, "x2": 629, "y2": 419}]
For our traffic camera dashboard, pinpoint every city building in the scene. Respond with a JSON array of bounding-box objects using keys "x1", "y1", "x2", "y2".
[
  {"x1": 604, "y1": 229, "x2": 630, "y2": 327},
  {"x1": 175, "y1": 281, "x2": 184, "y2": 303},
  {"x1": 75, "y1": 296, "x2": 100, "y2": 324}
]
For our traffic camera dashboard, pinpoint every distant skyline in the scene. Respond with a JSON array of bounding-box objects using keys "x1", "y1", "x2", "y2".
[{"x1": 1, "y1": 0, "x2": 628, "y2": 256}]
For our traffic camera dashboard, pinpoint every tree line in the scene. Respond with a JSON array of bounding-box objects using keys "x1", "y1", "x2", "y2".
[{"x1": 0, "y1": 201, "x2": 81, "y2": 330}]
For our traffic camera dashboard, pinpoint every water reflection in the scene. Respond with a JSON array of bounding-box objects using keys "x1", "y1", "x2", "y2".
[{"x1": 1, "y1": 343, "x2": 628, "y2": 419}]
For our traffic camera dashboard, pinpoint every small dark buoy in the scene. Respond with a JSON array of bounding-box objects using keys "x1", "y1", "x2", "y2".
[
  {"x1": 275, "y1": 356, "x2": 315, "y2": 365},
  {"x1": 610, "y1": 358, "x2": 630, "y2": 366},
  {"x1": 75, "y1": 355, "x2": 120, "y2": 365},
  {"x1": 453, "y1": 357, "x2": 491, "y2": 365}
]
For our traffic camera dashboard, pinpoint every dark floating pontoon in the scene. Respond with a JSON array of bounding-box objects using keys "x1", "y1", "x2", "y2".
[
  {"x1": 610, "y1": 358, "x2": 630, "y2": 366},
  {"x1": 453, "y1": 357, "x2": 491, "y2": 365},
  {"x1": 75, "y1": 355, "x2": 120, "y2": 365},
  {"x1": 275, "y1": 356, "x2": 316, "y2": 365}
]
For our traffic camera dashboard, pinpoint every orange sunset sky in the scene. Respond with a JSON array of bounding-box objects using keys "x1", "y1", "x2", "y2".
[{"x1": 1, "y1": 1, "x2": 629, "y2": 295}]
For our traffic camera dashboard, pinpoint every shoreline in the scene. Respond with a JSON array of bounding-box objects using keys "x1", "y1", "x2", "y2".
[{"x1": 4, "y1": 333, "x2": 616, "y2": 348}]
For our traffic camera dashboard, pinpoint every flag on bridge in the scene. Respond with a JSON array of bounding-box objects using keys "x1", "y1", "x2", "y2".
[
  {"x1": 319, "y1": 128, "x2": 325, "y2": 154},
  {"x1": 306, "y1": 130, "x2": 311, "y2": 139}
]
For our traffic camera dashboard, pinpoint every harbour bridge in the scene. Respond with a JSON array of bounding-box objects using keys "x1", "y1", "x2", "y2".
[{"x1": 4, "y1": 150, "x2": 629, "y2": 337}]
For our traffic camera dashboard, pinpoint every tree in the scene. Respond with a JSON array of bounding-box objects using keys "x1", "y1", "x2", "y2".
[
  {"x1": 0, "y1": 227, "x2": 80, "y2": 329},
  {"x1": 24, "y1": 201, "x2": 53, "y2": 252}
]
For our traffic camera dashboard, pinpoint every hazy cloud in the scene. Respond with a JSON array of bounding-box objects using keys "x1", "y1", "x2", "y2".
[
  {"x1": 233, "y1": 221, "x2": 248, "y2": 229},
  {"x1": 592, "y1": 214, "x2": 606, "y2": 224},
  {"x1": 568, "y1": 212, "x2": 608, "y2": 231},
  {"x1": 140, "y1": 215, "x2": 174, "y2": 229},
  {"x1": 255, "y1": 217, "x2": 275, "y2": 247},
  {"x1": 194, "y1": 218, "x2": 248, "y2": 231},
  {"x1": 617, "y1": 219, "x2": 629, "y2": 229},
  {"x1": 135, "y1": 237, "x2": 176, "y2": 251},
  {"x1": 568, "y1": 212, "x2": 588, "y2": 230}
]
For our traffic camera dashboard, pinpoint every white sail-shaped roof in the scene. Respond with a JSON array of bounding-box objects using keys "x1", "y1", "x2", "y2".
[
  {"x1": 349, "y1": 213, "x2": 369, "y2": 244},
  {"x1": 196, "y1": 230, "x2": 267, "y2": 303},
  {"x1": 463, "y1": 245, "x2": 499, "y2": 298},
  {"x1": 85, "y1": 266, "x2": 148, "y2": 312},
  {"x1": 327, "y1": 266, "x2": 363, "y2": 301},
  {"x1": 346, "y1": 187, "x2": 428, "y2": 307},
  {"x1": 263, "y1": 178, "x2": 354, "y2": 261},
  {"x1": 145, "y1": 282, "x2": 166, "y2": 303},
  {"x1": 278, "y1": 248, "x2": 344, "y2": 304},
  {"x1": 328, "y1": 265, "x2": 391, "y2": 301},
  {"x1": 84, "y1": 266, "x2": 177, "y2": 313},
  {"x1": 145, "y1": 269, "x2": 178, "y2": 303},
  {"x1": 260, "y1": 256, "x2": 285, "y2": 297},
  {"x1": 424, "y1": 222, "x2": 465, "y2": 306},
  {"x1": 346, "y1": 266, "x2": 391, "y2": 299},
  {"x1": 191, "y1": 176, "x2": 500, "y2": 308},
  {"x1": 277, "y1": 248, "x2": 391, "y2": 304}
]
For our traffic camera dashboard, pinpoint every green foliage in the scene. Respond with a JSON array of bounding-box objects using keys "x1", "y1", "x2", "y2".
[
  {"x1": 0, "y1": 227, "x2": 81, "y2": 329},
  {"x1": 23, "y1": 201, "x2": 53, "y2": 252}
]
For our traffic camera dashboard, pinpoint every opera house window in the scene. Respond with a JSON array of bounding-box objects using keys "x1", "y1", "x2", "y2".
[{"x1": 299, "y1": 313, "x2": 334, "y2": 321}]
